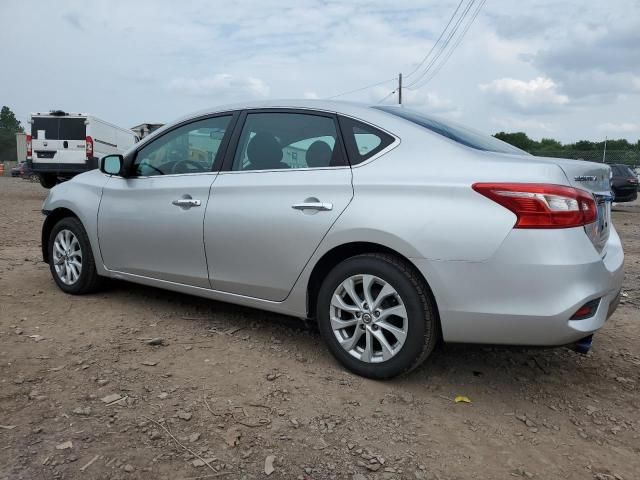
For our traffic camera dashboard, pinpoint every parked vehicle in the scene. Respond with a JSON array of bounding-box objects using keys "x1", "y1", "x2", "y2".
[
  {"x1": 10, "y1": 161, "x2": 24, "y2": 177},
  {"x1": 40, "y1": 100, "x2": 624, "y2": 378},
  {"x1": 610, "y1": 164, "x2": 638, "y2": 202},
  {"x1": 28, "y1": 110, "x2": 138, "y2": 189}
]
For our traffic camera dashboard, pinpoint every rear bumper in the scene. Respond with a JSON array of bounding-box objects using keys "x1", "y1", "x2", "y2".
[
  {"x1": 413, "y1": 226, "x2": 625, "y2": 346},
  {"x1": 31, "y1": 158, "x2": 98, "y2": 175}
]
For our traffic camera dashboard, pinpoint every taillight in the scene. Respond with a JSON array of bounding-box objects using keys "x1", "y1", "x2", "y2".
[
  {"x1": 472, "y1": 183, "x2": 597, "y2": 228},
  {"x1": 86, "y1": 136, "x2": 93, "y2": 160},
  {"x1": 26, "y1": 134, "x2": 32, "y2": 158}
]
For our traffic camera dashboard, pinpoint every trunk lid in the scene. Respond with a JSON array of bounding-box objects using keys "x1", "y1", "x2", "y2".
[{"x1": 530, "y1": 155, "x2": 612, "y2": 253}]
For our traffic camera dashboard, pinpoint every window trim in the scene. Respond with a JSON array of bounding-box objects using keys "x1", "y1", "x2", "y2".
[
  {"x1": 220, "y1": 108, "x2": 350, "y2": 173},
  {"x1": 124, "y1": 111, "x2": 240, "y2": 179}
]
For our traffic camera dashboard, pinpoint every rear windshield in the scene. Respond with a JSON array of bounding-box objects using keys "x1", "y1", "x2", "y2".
[
  {"x1": 32, "y1": 117, "x2": 86, "y2": 140},
  {"x1": 375, "y1": 106, "x2": 528, "y2": 155},
  {"x1": 612, "y1": 164, "x2": 635, "y2": 177}
]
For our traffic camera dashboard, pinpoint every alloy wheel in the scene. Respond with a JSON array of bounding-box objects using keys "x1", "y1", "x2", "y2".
[
  {"x1": 330, "y1": 274, "x2": 408, "y2": 363},
  {"x1": 53, "y1": 229, "x2": 83, "y2": 285}
]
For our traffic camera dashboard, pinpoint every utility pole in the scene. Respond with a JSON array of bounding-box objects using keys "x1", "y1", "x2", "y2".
[
  {"x1": 602, "y1": 136, "x2": 607, "y2": 163},
  {"x1": 398, "y1": 73, "x2": 402, "y2": 105}
]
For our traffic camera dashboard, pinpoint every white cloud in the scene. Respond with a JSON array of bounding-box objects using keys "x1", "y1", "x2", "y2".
[
  {"x1": 1, "y1": 0, "x2": 639, "y2": 142},
  {"x1": 598, "y1": 122, "x2": 640, "y2": 133},
  {"x1": 479, "y1": 77, "x2": 569, "y2": 112},
  {"x1": 371, "y1": 87, "x2": 458, "y2": 115},
  {"x1": 168, "y1": 74, "x2": 270, "y2": 98}
]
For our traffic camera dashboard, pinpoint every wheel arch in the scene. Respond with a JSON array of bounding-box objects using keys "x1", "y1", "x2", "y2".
[
  {"x1": 306, "y1": 241, "x2": 440, "y2": 325},
  {"x1": 41, "y1": 208, "x2": 80, "y2": 264}
]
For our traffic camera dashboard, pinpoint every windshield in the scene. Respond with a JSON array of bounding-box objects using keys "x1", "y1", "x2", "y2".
[
  {"x1": 612, "y1": 164, "x2": 636, "y2": 177},
  {"x1": 375, "y1": 106, "x2": 528, "y2": 155}
]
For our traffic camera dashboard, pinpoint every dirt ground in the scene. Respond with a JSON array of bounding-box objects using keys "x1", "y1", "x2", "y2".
[{"x1": 0, "y1": 176, "x2": 638, "y2": 480}]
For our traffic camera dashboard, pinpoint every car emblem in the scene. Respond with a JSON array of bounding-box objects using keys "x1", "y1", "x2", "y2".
[
  {"x1": 574, "y1": 175, "x2": 598, "y2": 182},
  {"x1": 43, "y1": 141, "x2": 48, "y2": 147}
]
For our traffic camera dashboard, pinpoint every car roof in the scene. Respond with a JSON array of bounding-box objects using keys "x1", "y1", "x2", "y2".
[
  {"x1": 134, "y1": 100, "x2": 403, "y2": 151},
  {"x1": 175, "y1": 99, "x2": 377, "y2": 122}
]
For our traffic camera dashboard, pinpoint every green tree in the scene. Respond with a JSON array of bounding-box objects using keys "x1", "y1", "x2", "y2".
[
  {"x1": 0, "y1": 106, "x2": 24, "y2": 132},
  {"x1": 0, "y1": 105, "x2": 25, "y2": 163},
  {"x1": 493, "y1": 131, "x2": 535, "y2": 151}
]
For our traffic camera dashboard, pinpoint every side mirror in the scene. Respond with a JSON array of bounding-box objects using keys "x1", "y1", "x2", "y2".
[{"x1": 100, "y1": 154, "x2": 124, "y2": 176}]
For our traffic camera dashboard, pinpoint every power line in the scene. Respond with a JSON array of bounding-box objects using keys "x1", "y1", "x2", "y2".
[
  {"x1": 326, "y1": 77, "x2": 396, "y2": 100},
  {"x1": 403, "y1": 0, "x2": 465, "y2": 80},
  {"x1": 405, "y1": 0, "x2": 477, "y2": 88},
  {"x1": 325, "y1": 0, "x2": 481, "y2": 101},
  {"x1": 408, "y1": 0, "x2": 486, "y2": 90},
  {"x1": 377, "y1": 89, "x2": 397, "y2": 104}
]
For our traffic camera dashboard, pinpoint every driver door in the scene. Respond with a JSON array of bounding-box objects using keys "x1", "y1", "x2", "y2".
[{"x1": 97, "y1": 114, "x2": 235, "y2": 287}]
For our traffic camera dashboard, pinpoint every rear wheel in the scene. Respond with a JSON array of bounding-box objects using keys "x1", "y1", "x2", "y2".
[
  {"x1": 39, "y1": 174, "x2": 57, "y2": 189},
  {"x1": 317, "y1": 253, "x2": 438, "y2": 379},
  {"x1": 48, "y1": 217, "x2": 102, "y2": 294}
]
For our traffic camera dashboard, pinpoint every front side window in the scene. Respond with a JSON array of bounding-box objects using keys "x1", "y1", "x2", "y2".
[
  {"x1": 232, "y1": 112, "x2": 345, "y2": 171},
  {"x1": 133, "y1": 116, "x2": 231, "y2": 176}
]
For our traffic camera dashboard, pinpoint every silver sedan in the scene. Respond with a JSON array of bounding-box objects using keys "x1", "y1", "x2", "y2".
[{"x1": 41, "y1": 100, "x2": 624, "y2": 378}]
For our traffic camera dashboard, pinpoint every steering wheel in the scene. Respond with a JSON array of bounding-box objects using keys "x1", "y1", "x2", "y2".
[{"x1": 171, "y1": 159, "x2": 207, "y2": 174}]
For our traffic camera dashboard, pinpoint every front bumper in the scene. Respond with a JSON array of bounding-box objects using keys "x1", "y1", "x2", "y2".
[{"x1": 413, "y1": 226, "x2": 625, "y2": 346}]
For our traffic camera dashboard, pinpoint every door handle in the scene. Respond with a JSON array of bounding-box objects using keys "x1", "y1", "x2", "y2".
[
  {"x1": 291, "y1": 202, "x2": 333, "y2": 211},
  {"x1": 172, "y1": 198, "x2": 201, "y2": 208}
]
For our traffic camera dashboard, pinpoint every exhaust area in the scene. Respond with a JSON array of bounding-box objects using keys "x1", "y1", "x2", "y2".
[{"x1": 574, "y1": 335, "x2": 593, "y2": 354}]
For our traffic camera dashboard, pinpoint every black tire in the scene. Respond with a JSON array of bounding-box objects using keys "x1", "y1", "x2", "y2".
[
  {"x1": 39, "y1": 174, "x2": 57, "y2": 189},
  {"x1": 48, "y1": 217, "x2": 102, "y2": 294},
  {"x1": 317, "y1": 253, "x2": 438, "y2": 379}
]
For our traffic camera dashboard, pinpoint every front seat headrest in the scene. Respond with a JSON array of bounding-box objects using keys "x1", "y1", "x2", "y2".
[
  {"x1": 246, "y1": 132, "x2": 283, "y2": 170},
  {"x1": 306, "y1": 140, "x2": 333, "y2": 168}
]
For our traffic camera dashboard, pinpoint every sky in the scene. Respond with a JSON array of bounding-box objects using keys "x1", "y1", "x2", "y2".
[{"x1": 1, "y1": 0, "x2": 639, "y2": 143}]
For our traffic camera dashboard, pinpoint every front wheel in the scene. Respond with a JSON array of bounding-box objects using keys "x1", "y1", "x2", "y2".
[
  {"x1": 48, "y1": 217, "x2": 102, "y2": 294},
  {"x1": 317, "y1": 253, "x2": 438, "y2": 379}
]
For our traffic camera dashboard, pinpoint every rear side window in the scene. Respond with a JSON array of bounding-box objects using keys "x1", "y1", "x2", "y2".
[
  {"x1": 338, "y1": 116, "x2": 394, "y2": 165},
  {"x1": 231, "y1": 112, "x2": 346, "y2": 171}
]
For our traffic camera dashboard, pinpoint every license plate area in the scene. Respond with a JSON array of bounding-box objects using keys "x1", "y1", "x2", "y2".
[{"x1": 36, "y1": 151, "x2": 56, "y2": 159}]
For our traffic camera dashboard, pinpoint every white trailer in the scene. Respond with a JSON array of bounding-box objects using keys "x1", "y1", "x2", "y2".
[{"x1": 28, "y1": 110, "x2": 138, "y2": 188}]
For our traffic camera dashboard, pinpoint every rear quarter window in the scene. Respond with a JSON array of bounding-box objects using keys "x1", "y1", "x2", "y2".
[{"x1": 338, "y1": 116, "x2": 395, "y2": 165}]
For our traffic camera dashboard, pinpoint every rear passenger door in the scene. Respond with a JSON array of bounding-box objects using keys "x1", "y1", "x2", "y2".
[{"x1": 204, "y1": 109, "x2": 353, "y2": 301}]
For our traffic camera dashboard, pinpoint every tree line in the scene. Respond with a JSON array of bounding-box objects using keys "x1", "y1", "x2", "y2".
[
  {"x1": 493, "y1": 131, "x2": 640, "y2": 165},
  {"x1": 0, "y1": 105, "x2": 25, "y2": 163}
]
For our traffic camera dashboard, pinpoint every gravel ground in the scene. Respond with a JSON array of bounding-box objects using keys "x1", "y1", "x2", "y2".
[{"x1": 0, "y1": 176, "x2": 639, "y2": 480}]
